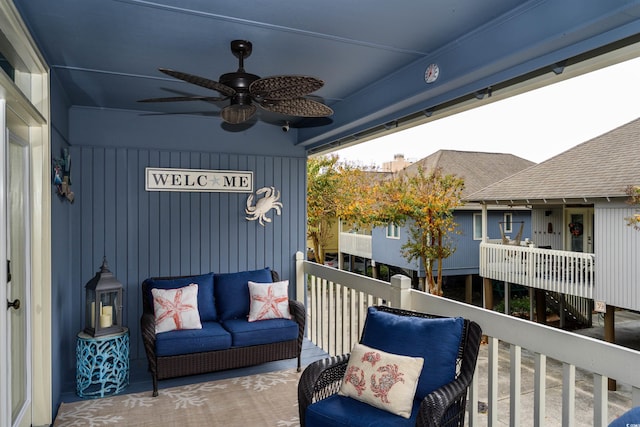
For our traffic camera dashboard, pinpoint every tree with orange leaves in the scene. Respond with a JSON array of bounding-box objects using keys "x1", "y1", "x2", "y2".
[
  {"x1": 625, "y1": 185, "x2": 640, "y2": 230},
  {"x1": 378, "y1": 167, "x2": 464, "y2": 295},
  {"x1": 307, "y1": 156, "x2": 378, "y2": 265}
]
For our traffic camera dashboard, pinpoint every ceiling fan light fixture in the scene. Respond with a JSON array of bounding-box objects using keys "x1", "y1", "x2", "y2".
[{"x1": 221, "y1": 103, "x2": 257, "y2": 124}]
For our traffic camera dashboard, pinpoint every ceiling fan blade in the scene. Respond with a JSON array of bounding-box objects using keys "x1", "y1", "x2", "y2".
[
  {"x1": 159, "y1": 68, "x2": 236, "y2": 97},
  {"x1": 250, "y1": 76, "x2": 324, "y2": 100},
  {"x1": 138, "y1": 95, "x2": 227, "y2": 103},
  {"x1": 260, "y1": 98, "x2": 333, "y2": 117}
]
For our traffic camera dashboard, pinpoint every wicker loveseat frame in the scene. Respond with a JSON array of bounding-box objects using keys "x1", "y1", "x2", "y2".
[
  {"x1": 141, "y1": 270, "x2": 305, "y2": 396},
  {"x1": 297, "y1": 306, "x2": 482, "y2": 427}
]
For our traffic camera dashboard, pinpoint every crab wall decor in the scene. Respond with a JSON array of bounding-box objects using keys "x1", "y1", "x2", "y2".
[{"x1": 245, "y1": 186, "x2": 283, "y2": 226}]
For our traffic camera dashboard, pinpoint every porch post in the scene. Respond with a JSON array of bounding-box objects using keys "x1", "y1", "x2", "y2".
[
  {"x1": 535, "y1": 290, "x2": 547, "y2": 325},
  {"x1": 483, "y1": 278, "x2": 494, "y2": 310},
  {"x1": 390, "y1": 274, "x2": 412, "y2": 310},
  {"x1": 465, "y1": 274, "x2": 473, "y2": 304},
  {"x1": 605, "y1": 305, "x2": 616, "y2": 390},
  {"x1": 295, "y1": 251, "x2": 305, "y2": 304}
]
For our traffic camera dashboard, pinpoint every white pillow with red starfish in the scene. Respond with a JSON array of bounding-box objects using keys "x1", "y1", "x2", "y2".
[
  {"x1": 339, "y1": 343, "x2": 424, "y2": 418},
  {"x1": 151, "y1": 283, "x2": 202, "y2": 333},
  {"x1": 247, "y1": 280, "x2": 291, "y2": 322}
]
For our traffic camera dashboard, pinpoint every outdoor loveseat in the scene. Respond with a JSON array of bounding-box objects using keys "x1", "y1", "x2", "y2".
[
  {"x1": 298, "y1": 306, "x2": 482, "y2": 427},
  {"x1": 141, "y1": 268, "x2": 305, "y2": 396}
]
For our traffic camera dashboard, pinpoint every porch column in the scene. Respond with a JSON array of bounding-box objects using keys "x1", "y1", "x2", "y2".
[
  {"x1": 605, "y1": 305, "x2": 616, "y2": 390},
  {"x1": 371, "y1": 260, "x2": 380, "y2": 279},
  {"x1": 295, "y1": 251, "x2": 305, "y2": 305},
  {"x1": 535, "y1": 290, "x2": 547, "y2": 325},
  {"x1": 483, "y1": 278, "x2": 494, "y2": 310},
  {"x1": 465, "y1": 274, "x2": 473, "y2": 304},
  {"x1": 390, "y1": 274, "x2": 412, "y2": 310}
]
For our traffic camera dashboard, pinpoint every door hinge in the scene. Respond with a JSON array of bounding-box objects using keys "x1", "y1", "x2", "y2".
[{"x1": 7, "y1": 259, "x2": 11, "y2": 283}]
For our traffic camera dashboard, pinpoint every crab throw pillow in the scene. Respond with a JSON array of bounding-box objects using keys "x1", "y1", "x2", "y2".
[{"x1": 339, "y1": 343, "x2": 424, "y2": 418}]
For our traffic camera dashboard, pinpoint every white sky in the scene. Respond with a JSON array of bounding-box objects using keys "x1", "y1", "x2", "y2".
[{"x1": 333, "y1": 56, "x2": 640, "y2": 165}]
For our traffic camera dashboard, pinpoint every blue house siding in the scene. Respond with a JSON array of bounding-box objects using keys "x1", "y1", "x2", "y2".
[
  {"x1": 371, "y1": 209, "x2": 531, "y2": 277},
  {"x1": 54, "y1": 107, "x2": 308, "y2": 398},
  {"x1": 371, "y1": 227, "x2": 421, "y2": 272}
]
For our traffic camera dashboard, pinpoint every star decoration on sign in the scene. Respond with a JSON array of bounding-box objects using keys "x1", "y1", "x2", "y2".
[
  {"x1": 252, "y1": 286, "x2": 288, "y2": 320},
  {"x1": 154, "y1": 288, "x2": 196, "y2": 329}
]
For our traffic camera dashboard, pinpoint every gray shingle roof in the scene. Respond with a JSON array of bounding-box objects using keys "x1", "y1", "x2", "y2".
[
  {"x1": 401, "y1": 150, "x2": 535, "y2": 197},
  {"x1": 467, "y1": 117, "x2": 640, "y2": 203}
]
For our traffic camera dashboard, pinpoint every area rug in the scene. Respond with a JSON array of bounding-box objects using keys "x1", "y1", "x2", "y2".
[{"x1": 54, "y1": 369, "x2": 301, "y2": 426}]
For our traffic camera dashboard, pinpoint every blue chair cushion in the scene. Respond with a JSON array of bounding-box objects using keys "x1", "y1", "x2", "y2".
[
  {"x1": 360, "y1": 307, "x2": 464, "y2": 400},
  {"x1": 146, "y1": 272, "x2": 216, "y2": 321},
  {"x1": 305, "y1": 394, "x2": 419, "y2": 427},
  {"x1": 214, "y1": 268, "x2": 273, "y2": 320},
  {"x1": 222, "y1": 317, "x2": 298, "y2": 347},
  {"x1": 609, "y1": 406, "x2": 640, "y2": 426},
  {"x1": 155, "y1": 321, "x2": 231, "y2": 357}
]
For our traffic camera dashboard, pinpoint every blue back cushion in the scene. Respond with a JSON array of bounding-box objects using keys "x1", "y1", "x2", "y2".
[
  {"x1": 360, "y1": 307, "x2": 464, "y2": 400},
  {"x1": 214, "y1": 268, "x2": 272, "y2": 320},
  {"x1": 146, "y1": 272, "x2": 216, "y2": 321}
]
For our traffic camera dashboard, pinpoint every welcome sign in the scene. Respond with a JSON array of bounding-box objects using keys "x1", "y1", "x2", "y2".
[{"x1": 145, "y1": 168, "x2": 253, "y2": 193}]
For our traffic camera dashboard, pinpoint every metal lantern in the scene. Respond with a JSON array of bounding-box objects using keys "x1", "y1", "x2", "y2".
[{"x1": 84, "y1": 257, "x2": 124, "y2": 337}]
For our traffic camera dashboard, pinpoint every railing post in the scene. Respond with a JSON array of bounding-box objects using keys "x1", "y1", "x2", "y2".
[
  {"x1": 295, "y1": 251, "x2": 305, "y2": 304},
  {"x1": 389, "y1": 274, "x2": 411, "y2": 309}
]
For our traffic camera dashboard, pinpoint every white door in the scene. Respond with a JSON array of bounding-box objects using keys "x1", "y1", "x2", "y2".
[
  {"x1": 1, "y1": 108, "x2": 32, "y2": 426},
  {"x1": 565, "y1": 207, "x2": 594, "y2": 253}
]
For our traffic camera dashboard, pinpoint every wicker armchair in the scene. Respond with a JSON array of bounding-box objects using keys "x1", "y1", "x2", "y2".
[{"x1": 298, "y1": 306, "x2": 482, "y2": 427}]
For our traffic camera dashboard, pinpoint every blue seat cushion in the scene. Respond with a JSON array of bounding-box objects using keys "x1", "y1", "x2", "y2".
[
  {"x1": 306, "y1": 394, "x2": 419, "y2": 427},
  {"x1": 360, "y1": 307, "x2": 464, "y2": 400},
  {"x1": 214, "y1": 268, "x2": 273, "y2": 320},
  {"x1": 155, "y1": 321, "x2": 231, "y2": 357},
  {"x1": 222, "y1": 318, "x2": 298, "y2": 347},
  {"x1": 146, "y1": 272, "x2": 217, "y2": 322}
]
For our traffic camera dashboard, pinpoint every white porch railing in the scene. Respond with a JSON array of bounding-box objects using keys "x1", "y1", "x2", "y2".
[
  {"x1": 295, "y1": 252, "x2": 639, "y2": 427},
  {"x1": 480, "y1": 242, "x2": 595, "y2": 299},
  {"x1": 338, "y1": 231, "x2": 372, "y2": 258}
]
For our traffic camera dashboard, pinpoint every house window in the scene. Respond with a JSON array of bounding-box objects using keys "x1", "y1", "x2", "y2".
[
  {"x1": 386, "y1": 223, "x2": 399, "y2": 239},
  {"x1": 473, "y1": 213, "x2": 483, "y2": 240},
  {"x1": 503, "y1": 213, "x2": 513, "y2": 233}
]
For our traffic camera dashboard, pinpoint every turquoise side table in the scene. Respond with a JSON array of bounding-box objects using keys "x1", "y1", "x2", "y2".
[{"x1": 76, "y1": 327, "x2": 129, "y2": 398}]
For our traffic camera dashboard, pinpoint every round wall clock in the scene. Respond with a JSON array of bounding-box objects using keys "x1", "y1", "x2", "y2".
[{"x1": 425, "y1": 63, "x2": 440, "y2": 84}]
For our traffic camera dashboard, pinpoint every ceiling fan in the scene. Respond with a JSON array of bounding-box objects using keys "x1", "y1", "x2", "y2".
[{"x1": 139, "y1": 40, "x2": 333, "y2": 125}]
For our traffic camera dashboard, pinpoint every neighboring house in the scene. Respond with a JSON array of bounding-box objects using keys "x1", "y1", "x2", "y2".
[
  {"x1": 341, "y1": 150, "x2": 535, "y2": 288},
  {"x1": 467, "y1": 117, "x2": 640, "y2": 337}
]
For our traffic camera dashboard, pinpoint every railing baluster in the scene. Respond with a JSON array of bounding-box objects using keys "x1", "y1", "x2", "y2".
[
  {"x1": 562, "y1": 363, "x2": 576, "y2": 427},
  {"x1": 593, "y1": 373, "x2": 608, "y2": 427},
  {"x1": 510, "y1": 344, "x2": 522, "y2": 426},
  {"x1": 488, "y1": 337, "x2": 499, "y2": 427},
  {"x1": 534, "y1": 353, "x2": 546, "y2": 426}
]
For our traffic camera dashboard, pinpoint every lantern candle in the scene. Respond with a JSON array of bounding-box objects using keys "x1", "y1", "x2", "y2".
[
  {"x1": 100, "y1": 314, "x2": 112, "y2": 328},
  {"x1": 102, "y1": 305, "x2": 113, "y2": 324}
]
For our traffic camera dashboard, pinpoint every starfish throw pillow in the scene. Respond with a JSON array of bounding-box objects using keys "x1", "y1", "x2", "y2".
[
  {"x1": 152, "y1": 283, "x2": 202, "y2": 333},
  {"x1": 339, "y1": 343, "x2": 424, "y2": 418},
  {"x1": 247, "y1": 280, "x2": 291, "y2": 322}
]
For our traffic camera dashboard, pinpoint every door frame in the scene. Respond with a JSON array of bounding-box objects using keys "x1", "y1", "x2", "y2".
[
  {"x1": 564, "y1": 207, "x2": 594, "y2": 253},
  {"x1": 0, "y1": 2, "x2": 52, "y2": 424}
]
